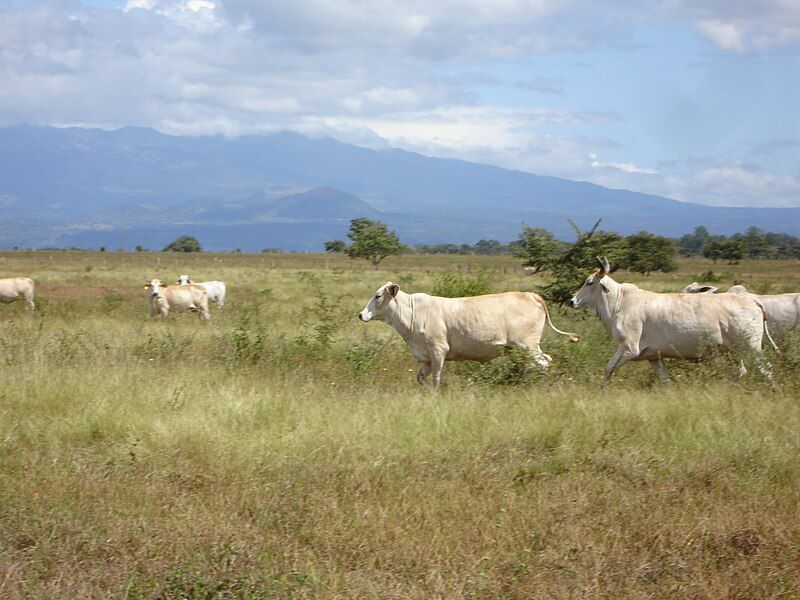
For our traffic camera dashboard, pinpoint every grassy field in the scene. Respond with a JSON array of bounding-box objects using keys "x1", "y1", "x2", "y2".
[{"x1": 1, "y1": 250, "x2": 799, "y2": 598}]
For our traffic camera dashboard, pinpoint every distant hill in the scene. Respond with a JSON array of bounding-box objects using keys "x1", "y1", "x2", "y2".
[{"x1": 1, "y1": 125, "x2": 799, "y2": 251}]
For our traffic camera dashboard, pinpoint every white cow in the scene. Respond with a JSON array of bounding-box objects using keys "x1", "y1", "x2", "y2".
[
  {"x1": 358, "y1": 281, "x2": 580, "y2": 388},
  {"x1": 571, "y1": 258, "x2": 777, "y2": 383},
  {"x1": 177, "y1": 274, "x2": 226, "y2": 307},
  {"x1": 145, "y1": 278, "x2": 210, "y2": 320},
  {"x1": 0, "y1": 277, "x2": 35, "y2": 310},
  {"x1": 683, "y1": 282, "x2": 800, "y2": 336}
]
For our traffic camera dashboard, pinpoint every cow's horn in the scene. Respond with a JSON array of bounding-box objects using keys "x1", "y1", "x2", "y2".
[{"x1": 596, "y1": 256, "x2": 607, "y2": 274}]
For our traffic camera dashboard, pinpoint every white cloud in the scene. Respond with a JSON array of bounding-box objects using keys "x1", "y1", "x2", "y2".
[
  {"x1": 0, "y1": 0, "x2": 798, "y2": 208},
  {"x1": 659, "y1": 0, "x2": 800, "y2": 52},
  {"x1": 590, "y1": 153, "x2": 658, "y2": 174},
  {"x1": 186, "y1": 1, "x2": 216, "y2": 11},
  {"x1": 696, "y1": 20, "x2": 747, "y2": 53},
  {"x1": 663, "y1": 162, "x2": 800, "y2": 207}
]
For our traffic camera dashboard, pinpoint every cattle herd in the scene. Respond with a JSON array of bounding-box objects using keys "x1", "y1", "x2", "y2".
[{"x1": 2, "y1": 256, "x2": 798, "y2": 387}]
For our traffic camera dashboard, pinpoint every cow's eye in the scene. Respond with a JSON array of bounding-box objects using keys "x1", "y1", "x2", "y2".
[
  {"x1": 586, "y1": 279, "x2": 593, "y2": 285},
  {"x1": 374, "y1": 294, "x2": 380, "y2": 299}
]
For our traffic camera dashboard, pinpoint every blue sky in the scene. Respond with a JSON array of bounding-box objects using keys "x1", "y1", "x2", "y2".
[{"x1": 2, "y1": 0, "x2": 798, "y2": 207}]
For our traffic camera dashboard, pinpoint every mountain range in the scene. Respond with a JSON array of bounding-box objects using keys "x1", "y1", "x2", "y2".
[{"x1": 1, "y1": 124, "x2": 798, "y2": 251}]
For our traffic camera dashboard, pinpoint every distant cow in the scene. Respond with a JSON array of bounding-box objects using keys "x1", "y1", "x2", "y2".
[
  {"x1": 0, "y1": 277, "x2": 35, "y2": 310},
  {"x1": 145, "y1": 279, "x2": 210, "y2": 320},
  {"x1": 358, "y1": 282, "x2": 580, "y2": 388},
  {"x1": 683, "y1": 282, "x2": 800, "y2": 336},
  {"x1": 177, "y1": 274, "x2": 226, "y2": 307},
  {"x1": 571, "y1": 258, "x2": 777, "y2": 383},
  {"x1": 523, "y1": 267, "x2": 538, "y2": 276}
]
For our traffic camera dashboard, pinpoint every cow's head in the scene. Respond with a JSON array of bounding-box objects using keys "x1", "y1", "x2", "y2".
[
  {"x1": 144, "y1": 278, "x2": 164, "y2": 298},
  {"x1": 682, "y1": 282, "x2": 718, "y2": 294},
  {"x1": 570, "y1": 256, "x2": 611, "y2": 309},
  {"x1": 177, "y1": 274, "x2": 192, "y2": 285},
  {"x1": 358, "y1": 281, "x2": 400, "y2": 322}
]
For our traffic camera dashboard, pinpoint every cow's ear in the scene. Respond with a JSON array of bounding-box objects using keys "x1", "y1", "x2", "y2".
[
  {"x1": 388, "y1": 284, "x2": 399, "y2": 297},
  {"x1": 600, "y1": 280, "x2": 610, "y2": 293},
  {"x1": 698, "y1": 285, "x2": 717, "y2": 293}
]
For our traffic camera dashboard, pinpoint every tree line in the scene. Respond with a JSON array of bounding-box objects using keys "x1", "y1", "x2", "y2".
[
  {"x1": 83, "y1": 224, "x2": 799, "y2": 276},
  {"x1": 678, "y1": 226, "x2": 800, "y2": 262},
  {"x1": 512, "y1": 220, "x2": 678, "y2": 302}
]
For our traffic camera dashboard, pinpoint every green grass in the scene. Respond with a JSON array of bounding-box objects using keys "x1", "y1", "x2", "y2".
[{"x1": 1, "y1": 251, "x2": 799, "y2": 598}]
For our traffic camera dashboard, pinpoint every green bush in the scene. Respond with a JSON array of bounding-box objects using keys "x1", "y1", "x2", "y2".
[
  {"x1": 690, "y1": 270, "x2": 725, "y2": 284},
  {"x1": 461, "y1": 347, "x2": 543, "y2": 386},
  {"x1": 344, "y1": 343, "x2": 379, "y2": 373},
  {"x1": 227, "y1": 313, "x2": 269, "y2": 367},
  {"x1": 163, "y1": 235, "x2": 202, "y2": 253},
  {"x1": 432, "y1": 268, "x2": 492, "y2": 298}
]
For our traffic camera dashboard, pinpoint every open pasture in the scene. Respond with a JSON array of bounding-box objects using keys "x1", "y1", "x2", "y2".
[{"x1": 1, "y1": 250, "x2": 799, "y2": 598}]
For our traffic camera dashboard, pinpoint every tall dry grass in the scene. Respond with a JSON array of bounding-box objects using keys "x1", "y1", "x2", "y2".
[{"x1": 0, "y1": 250, "x2": 799, "y2": 598}]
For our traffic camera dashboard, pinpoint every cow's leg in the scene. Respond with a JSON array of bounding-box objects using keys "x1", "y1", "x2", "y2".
[
  {"x1": 516, "y1": 334, "x2": 550, "y2": 369},
  {"x1": 200, "y1": 304, "x2": 211, "y2": 321},
  {"x1": 531, "y1": 349, "x2": 551, "y2": 368},
  {"x1": 23, "y1": 290, "x2": 34, "y2": 311},
  {"x1": 603, "y1": 346, "x2": 635, "y2": 383},
  {"x1": 753, "y1": 353, "x2": 773, "y2": 381},
  {"x1": 416, "y1": 362, "x2": 431, "y2": 385},
  {"x1": 744, "y1": 331, "x2": 775, "y2": 380},
  {"x1": 731, "y1": 336, "x2": 772, "y2": 380},
  {"x1": 430, "y1": 347, "x2": 447, "y2": 390},
  {"x1": 649, "y1": 359, "x2": 671, "y2": 384},
  {"x1": 737, "y1": 360, "x2": 748, "y2": 378}
]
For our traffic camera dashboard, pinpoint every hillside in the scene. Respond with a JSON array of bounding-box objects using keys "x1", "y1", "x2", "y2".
[{"x1": 1, "y1": 125, "x2": 799, "y2": 250}]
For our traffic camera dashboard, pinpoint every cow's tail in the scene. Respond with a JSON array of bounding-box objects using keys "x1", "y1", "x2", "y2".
[
  {"x1": 532, "y1": 293, "x2": 580, "y2": 342},
  {"x1": 755, "y1": 299, "x2": 780, "y2": 354}
]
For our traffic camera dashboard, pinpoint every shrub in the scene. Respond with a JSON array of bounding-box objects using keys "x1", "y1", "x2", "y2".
[
  {"x1": 432, "y1": 268, "x2": 492, "y2": 298},
  {"x1": 619, "y1": 232, "x2": 677, "y2": 275},
  {"x1": 461, "y1": 347, "x2": 543, "y2": 386},
  {"x1": 542, "y1": 220, "x2": 627, "y2": 304},
  {"x1": 324, "y1": 239, "x2": 347, "y2": 253},
  {"x1": 344, "y1": 344, "x2": 379, "y2": 373},
  {"x1": 514, "y1": 227, "x2": 559, "y2": 274},
  {"x1": 227, "y1": 313, "x2": 269, "y2": 367},
  {"x1": 690, "y1": 270, "x2": 725, "y2": 284},
  {"x1": 163, "y1": 236, "x2": 202, "y2": 253}
]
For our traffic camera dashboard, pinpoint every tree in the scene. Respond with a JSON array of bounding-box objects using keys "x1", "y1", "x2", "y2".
[
  {"x1": 473, "y1": 239, "x2": 509, "y2": 255},
  {"x1": 703, "y1": 238, "x2": 743, "y2": 264},
  {"x1": 741, "y1": 226, "x2": 769, "y2": 258},
  {"x1": 514, "y1": 227, "x2": 559, "y2": 274},
  {"x1": 678, "y1": 226, "x2": 711, "y2": 256},
  {"x1": 542, "y1": 219, "x2": 628, "y2": 303},
  {"x1": 345, "y1": 218, "x2": 405, "y2": 267},
  {"x1": 718, "y1": 239, "x2": 745, "y2": 264},
  {"x1": 619, "y1": 232, "x2": 677, "y2": 275},
  {"x1": 135, "y1": 245, "x2": 145, "y2": 252},
  {"x1": 163, "y1": 235, "x2": 202, "y2": 253},
  {"x1": 324, "y1": 239, "x2": 347, "y2": 253}
]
